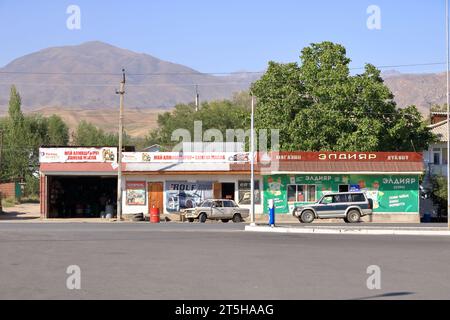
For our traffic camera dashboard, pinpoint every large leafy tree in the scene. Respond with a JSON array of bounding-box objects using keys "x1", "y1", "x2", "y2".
[
  {"x1": 251, "y1": 41, "x2": 435, "y2": 151},
  {"x1": 72, "y1": 120, "x2": 133, "y2": 147},
  {"x1": 147, "y1": 95, "x2": 250, "y2": 149}
]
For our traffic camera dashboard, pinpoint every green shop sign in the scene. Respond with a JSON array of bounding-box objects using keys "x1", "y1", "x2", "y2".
[{"x1": 263, "y1": 174, "x2": 419, "y2": 214}]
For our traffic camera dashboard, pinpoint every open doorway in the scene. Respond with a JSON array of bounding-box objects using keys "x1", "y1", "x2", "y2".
[
  {"x1": 47, "y1": 176, "x2": 117, "y2": 218},
  {"x1": 221, "y1": 183, "x2": 235, "y2": 200}
]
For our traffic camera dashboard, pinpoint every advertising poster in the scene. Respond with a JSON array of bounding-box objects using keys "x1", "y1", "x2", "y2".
[
  {"x1": 40, "y1": 147, "x2": 116, "y2": 163},
  {"x1": 165, "y1": 181, "x2": 213, "y2": 212},
  {"x1": 126, "y1": 182, "x2": 146, "y2": 206},
  {"x1": 264, "y1": 174, "x2": 419, "y2": 214},
  {"x1": 238, "y1": 181, "x2": 261, "y2": 205}
]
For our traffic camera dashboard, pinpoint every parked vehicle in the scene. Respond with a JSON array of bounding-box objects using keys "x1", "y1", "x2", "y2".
[
  {"x1": 292, "y1": 192, "x2": 373, "y2": 223},
  {"x1": 184, "y1": 199, "x2": 249, "y2": 223}
]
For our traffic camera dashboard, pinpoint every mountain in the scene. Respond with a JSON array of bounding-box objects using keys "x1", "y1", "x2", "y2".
[
  {"x1": 382, "y1": 72, "x2": 446, "y2": 114},
  {"x1": 0, "y1": 41, "x2": 258, "y2": 110},
  {"x1": 0, "y1": 41, "x2": 446, "y2": 137}
]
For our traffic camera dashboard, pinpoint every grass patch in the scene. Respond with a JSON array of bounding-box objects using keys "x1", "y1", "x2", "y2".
[{"x1": 20, "y1": 196, "x2": 40, "y2": 204}]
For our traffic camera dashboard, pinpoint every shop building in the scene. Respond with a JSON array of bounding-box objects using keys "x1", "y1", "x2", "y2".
[{"x1": 39, "y1": 148, "x2": 424, "y2": 223}]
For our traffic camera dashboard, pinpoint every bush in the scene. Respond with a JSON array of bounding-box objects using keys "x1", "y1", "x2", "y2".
[
  {"x1": 430, "y1": 175, "x2": 448, "y2": 217},
  {"x1": 24, "y1": 174, "x2": 39, "y2": 198}
]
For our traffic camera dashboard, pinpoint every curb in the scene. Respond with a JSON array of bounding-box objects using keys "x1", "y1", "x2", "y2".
[{"x1": 244, "y1": 225, "x2": 450, "y2": 237}]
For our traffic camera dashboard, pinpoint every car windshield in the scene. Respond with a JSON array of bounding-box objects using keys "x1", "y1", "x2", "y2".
[{"x1": 200, "y1": 201, "x2": 212, "y2": 207}]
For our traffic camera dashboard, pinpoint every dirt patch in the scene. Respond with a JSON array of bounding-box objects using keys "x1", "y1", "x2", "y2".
[{"x1": 0, "y1": 203, "x2": 41, "y2": 221}]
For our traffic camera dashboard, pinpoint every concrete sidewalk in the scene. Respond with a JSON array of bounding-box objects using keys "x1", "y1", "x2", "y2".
[{"x1": 245, "y1": 224, "x2": 450, "y2": 236}]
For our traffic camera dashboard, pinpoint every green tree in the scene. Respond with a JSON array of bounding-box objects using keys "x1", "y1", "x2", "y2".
[
  {"x1": 72, "y1": 120, "x2": 132, "y2": 147},
  {"x1": 2, "y1": 86, "x2": 30, "y2": 181},
  {"x1": 47, "y1": 115, "x2": 70, "y2": 146},
  {"x1": 251, "y1": 41, "x2": 435, "y2": 151},
  {"x1": 146, "y1": 98, "x2": 250, "y2": 149}
]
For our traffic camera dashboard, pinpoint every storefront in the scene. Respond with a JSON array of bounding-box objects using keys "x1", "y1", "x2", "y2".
[
  {"x1": 39, "y1": 149, "x2": 424, "y2": 222},
  {"x1": 40, "y1": 147, "x2": 118, "y2": 218}
]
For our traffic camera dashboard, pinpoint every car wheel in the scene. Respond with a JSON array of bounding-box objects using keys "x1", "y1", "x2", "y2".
[
  {"x1": 346, "y1": 210, "x2": 361, "y2": 223},
  {"x1": 232, "y1": 213, "x2": 242, "y2": 223},
  {"x1": 221, "y1": 219, "x2": 230, "y2": 223},
  {"x1": 199, "y1": 213, "x2": 207, "y2": 223},
  {"x1": 300, "y1": 210, "x2": 315, "y2": 224},
  {"x1": 188, "y1": 218, "x2": 194, "y2": 223}
]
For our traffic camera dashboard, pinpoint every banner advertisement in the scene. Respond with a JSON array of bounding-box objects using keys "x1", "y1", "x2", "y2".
[
  {"x1": 264, "y1": 174, "x2": 419, "y2": 214},
  {"x1": 40, "y1": 148, "x2": 117, "y2": 163},
  {"x1": 122, "y1": 152, "x2": 250, "y2": 163},
  {"x1": 126, "y1": 182, "x2": 146, "y2": 206},
  {"x1": 165, "y1": 181, "x2": 213, "y2": 213}
]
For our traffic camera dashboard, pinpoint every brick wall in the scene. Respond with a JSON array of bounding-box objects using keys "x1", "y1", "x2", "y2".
[{"x1": 0, "y1": 182, "x2": 16, "y2": 199}]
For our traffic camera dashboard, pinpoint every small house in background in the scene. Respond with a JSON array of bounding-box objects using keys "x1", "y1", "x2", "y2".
[{"x1": 424, "y1": 118, "x2": 448, "y2": 177}]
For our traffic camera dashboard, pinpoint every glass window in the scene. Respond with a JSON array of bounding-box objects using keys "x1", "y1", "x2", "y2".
[
  {"x1": 307, "y1": 185, "x2": 316, "y2": 202},
  {"x1": 202, "y1": 201, "x2": 212, "y2": 207},
  {"x1": 238, "y1": 181, "x2": 261, "y2": 205},
  {"x1": 213, "y1": 201, "x2": 222, "y2": 208},
  {"x1": 321, "y1": 196, "x2": 333, "y2": 204},
  {"x1": 297, "y1": 185, "x2": 305, "y2": 202},
  {"x1": 351, "y1": 194, "x2": 366, "y2": 202},
  {"x1": 288, "y1": 184, "x2": 317, "y2": 203},
  {"x1": 287, "y1": 185, "x2": 297, "y2": 202},
  {"x1": 224, "y1": 200, "x2": 236, "y2": 208}
]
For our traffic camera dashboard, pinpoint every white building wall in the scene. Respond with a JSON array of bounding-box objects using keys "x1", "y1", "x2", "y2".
[{"x1": 122, "y1": 174, "x2": 264, "y2": 216}]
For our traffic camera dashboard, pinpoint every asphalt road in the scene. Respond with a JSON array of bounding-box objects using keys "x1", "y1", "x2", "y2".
[{"x1": 0, "y1": 222, "x2": 449, "y2": 300}]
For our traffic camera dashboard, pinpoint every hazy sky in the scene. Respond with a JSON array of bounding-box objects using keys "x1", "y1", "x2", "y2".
[{"x1": 0, "y1": 0, "x2": 445, "y2": 74}]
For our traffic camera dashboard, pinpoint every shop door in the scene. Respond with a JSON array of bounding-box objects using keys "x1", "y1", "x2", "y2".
[
  {"x1": 213, "y1": 183, "x2": 222, "y2": 199},
  {"x1": 148, "y1": 182, "x2": 164, "y2": 212}
]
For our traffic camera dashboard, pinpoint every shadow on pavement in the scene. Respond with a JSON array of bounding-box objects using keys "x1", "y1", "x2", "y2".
[
  {"x1": 352, "y1": 291, "x2": 415, "y2": 300},
  {"x1": 0, "y1": 211, "x2": 40, "y2": 221}
]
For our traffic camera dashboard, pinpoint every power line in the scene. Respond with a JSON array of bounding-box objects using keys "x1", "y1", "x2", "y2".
[{"x1": 0, "y1": 61, "x2": 445, "y2": 77}]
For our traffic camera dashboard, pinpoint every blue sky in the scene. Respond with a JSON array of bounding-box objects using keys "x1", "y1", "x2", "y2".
[{"x1": 0, "y1": 0, "x2": 446, "y2": 74}]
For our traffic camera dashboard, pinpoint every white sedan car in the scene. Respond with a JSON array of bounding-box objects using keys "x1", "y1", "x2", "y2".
[{"x1": 183, "y1": 199, "x2": 249, "y2": 223}]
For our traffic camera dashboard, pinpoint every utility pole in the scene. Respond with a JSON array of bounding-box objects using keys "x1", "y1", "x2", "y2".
[
  {"x1": 446, "y1": 0, "x2": 450, "y2": 230},
  {"x1": 250, "y1": 95, "x2": 256, "y2": 226},
  {"x1": 116, "y1": 69, "x2": 126, "y2": 222},
  {"x1": 195, "y1": 85, "x2": 200, "y2": 112},
  {"x1": 0, "y1": 129, "x2": 3, "y2": 177}
]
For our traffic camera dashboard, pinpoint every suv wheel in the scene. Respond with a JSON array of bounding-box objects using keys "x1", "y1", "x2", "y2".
[
  {"x1": 199, "y1": 213, "x2": 207, "y2": 223},
  {"x1": 346, "y1": 210, "x2": 361, "y2": 223},
  {"x1": 300, "y1": 210, "x2": 315, "y2": 224}
]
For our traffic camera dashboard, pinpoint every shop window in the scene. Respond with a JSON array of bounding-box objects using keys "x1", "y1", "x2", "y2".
[
  {"x1": 288, "y1": 185, "x2": 316, "y2": 203},
  {"x1": 238, "y1": 181, "x2": 261, "y2": 205}
]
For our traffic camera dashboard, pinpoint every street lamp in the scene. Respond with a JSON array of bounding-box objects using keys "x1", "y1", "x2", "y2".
[{"x1": 250, "y1": 95, "x2": 256, "y2": 226}]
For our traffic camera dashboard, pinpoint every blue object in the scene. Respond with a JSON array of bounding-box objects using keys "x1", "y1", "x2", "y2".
[{"x1": 268, "y1": 199, "x2": 275, "y2": 227}]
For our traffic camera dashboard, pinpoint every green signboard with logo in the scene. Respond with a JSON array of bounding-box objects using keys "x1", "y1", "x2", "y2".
[{"x1": 263, "y1": 174, "x2": 419, "y2": 214}]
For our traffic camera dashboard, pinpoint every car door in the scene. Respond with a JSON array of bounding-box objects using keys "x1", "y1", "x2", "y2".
[
  {"x1": 334, "y1": 194, "x2": 350, "y2": 217},
  {"x1": 211, "y1": 200, "x2": 225, "y2": 219},
  {"x1": 315, "y1": 195, "x2": 334, "y2": 218}
]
